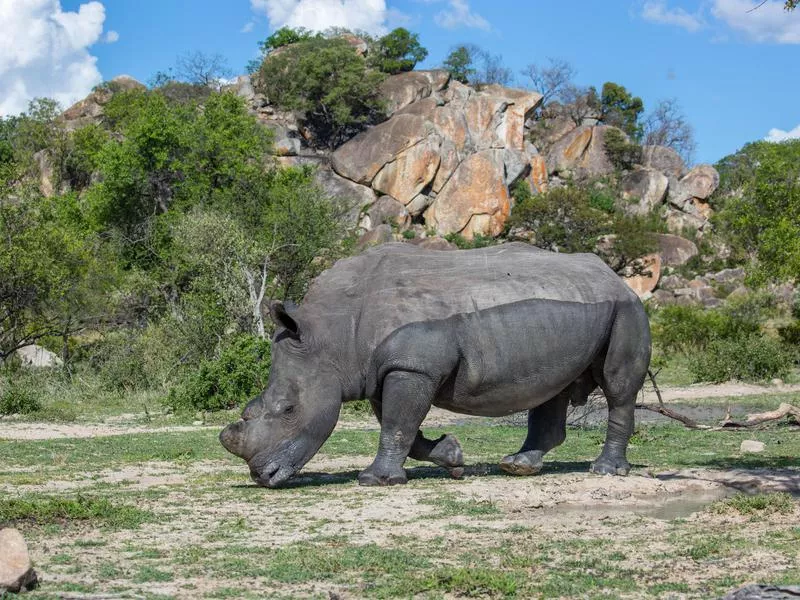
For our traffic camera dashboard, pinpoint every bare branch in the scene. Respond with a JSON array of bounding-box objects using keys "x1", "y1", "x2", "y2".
[
  {"x1": 175, "y1": 51, "x2": 233, "y2": 88},
  {"x1": 521, "y1": 58, "x2": 576, "y2": 105}
]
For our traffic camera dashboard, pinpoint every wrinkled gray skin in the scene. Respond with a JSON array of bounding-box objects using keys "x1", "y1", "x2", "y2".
[{"x1": 220, "y1": 243, "x2": 651, "y2": 487}]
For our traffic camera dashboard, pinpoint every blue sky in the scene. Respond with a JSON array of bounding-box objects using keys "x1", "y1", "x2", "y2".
[{"x1": 4, "y1": 0, "x2": 800, "y2": 164}]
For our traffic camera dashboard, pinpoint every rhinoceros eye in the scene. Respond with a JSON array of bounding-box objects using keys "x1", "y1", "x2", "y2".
[{"x1": 283, "y1": 405, "x2": 295, "y2": 415}]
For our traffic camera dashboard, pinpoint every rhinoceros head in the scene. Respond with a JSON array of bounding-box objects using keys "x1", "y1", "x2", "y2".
[{"x1": 219, "y1": 300, "x2": 342, "y2": 488}]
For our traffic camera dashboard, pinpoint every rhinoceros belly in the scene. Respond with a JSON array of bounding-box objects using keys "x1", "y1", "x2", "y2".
[{"x1": 433, "y1": 298, "x2": 615, "y2": 417}]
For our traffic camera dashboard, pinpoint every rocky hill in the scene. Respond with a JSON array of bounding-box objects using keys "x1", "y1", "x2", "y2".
[{"x1": 56, "y1": 70, "x2": 724, "y2": 301}]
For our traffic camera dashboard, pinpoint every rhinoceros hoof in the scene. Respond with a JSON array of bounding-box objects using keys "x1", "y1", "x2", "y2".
[
  {"x1": 498, "y1": 450, "x2": 544, "y2": 476},
  {"x1": 429, "y1": 434, "x2": 464, "y2": 469},
  {"x1": 590, "y1": 457, "x2": 631, "y2": 476},
  {"x1": 448, "y1": 466, "x2": 465, "y2": 479},
  {"x1": 358, "y1": 466, "x2": 408, "y2": 486}
]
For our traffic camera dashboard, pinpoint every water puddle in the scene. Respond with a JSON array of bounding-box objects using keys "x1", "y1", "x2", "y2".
[{"x1": 551, "y1": 487, "x2": 734, "y2": 521}]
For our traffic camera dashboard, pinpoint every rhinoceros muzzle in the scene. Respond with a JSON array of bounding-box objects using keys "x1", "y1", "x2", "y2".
[{"x1": 250, "y1": 461, "x2": 295, "y2": 488}]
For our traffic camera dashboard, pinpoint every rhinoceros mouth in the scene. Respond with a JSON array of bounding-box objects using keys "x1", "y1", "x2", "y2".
[{"x1": 250, "y1": 460, "x2": 296, "y2": 488}]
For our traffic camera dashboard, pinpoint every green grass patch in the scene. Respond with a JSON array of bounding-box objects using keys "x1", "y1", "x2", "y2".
[
  {"x1": 0, "y1": 495, "x2": 155, "y2": 529},
  {"x1": 134, "y1": 565, "x2": 174, "y2": 583},
  {"x1": 413, "y1": 567, "x2": 520, "y2": 597},
  {"x1": 3, "y1": 419, "x2": 799, "y2": 477},
  {"x1": 420, "y1": 492, "x2": 502, "y2": 517},
  {"x1": 0, "y1": 429, "x2": 234, "y2": 470},
  {"x1": 710, "y1": 492, "x2": 796, "y2": 516}
]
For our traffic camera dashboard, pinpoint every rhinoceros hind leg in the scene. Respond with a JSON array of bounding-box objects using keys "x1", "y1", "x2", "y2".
[
  {"x1": 590, "y1": 454, "x2": 631, "y2": 476},
  {"x1": 500, "y1": 388, "x2": 572, "y2": 476},
  {"x1": 499, "y1": 449, "x2": 544, "y2": 475},
  {"x1": 358, "y1": 464, "x2": 408, "y2": 486},
  {"x1": 590, "y1": 301, "x2": 651, "y2": 478},
  {"x1": 410, "y1": 433, "x2": 464, "y2": 478}
]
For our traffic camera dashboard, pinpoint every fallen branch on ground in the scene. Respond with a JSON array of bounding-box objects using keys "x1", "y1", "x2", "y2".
[
  {"x1": 636, "y1": 370, "x2": 799, "y2": 430},
  {"x1": 720, "y1": 403, "x2": 800, "y2": 428}
]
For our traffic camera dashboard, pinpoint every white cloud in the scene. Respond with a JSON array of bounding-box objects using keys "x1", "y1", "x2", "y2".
[
  {"x1": 241, "y1": 20, "x2": 255, "y2": 33},
  {"x1": 0, "y1": 0, "x2": 107, "y2": 116},
  {"x1": 104, "y1": 29, "x2": 119, "y2": 43},
  {"x1": 766, "y1": 124, "x2": 800, "y2": 142},
  {"x1": 712, "y1": 0, "x2": 800, "y2": 43},
  {"x1": 433, "y1": 0, "x2": 490, "y2": 30},
  {"x1": 250, "y1": 0, "x2": 388, "y2": 34},
  {"x1": 641, "y1": 1, "x2": 705, "y2": 32}
]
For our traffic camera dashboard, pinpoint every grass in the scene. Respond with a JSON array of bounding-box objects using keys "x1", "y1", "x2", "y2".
[
  {"x1": 0, "y1": 496, "x2": 155, "y2": 529},
  {"x1": 2, "y1": 420, "x2": 799, "y2": 475},
  {"x1": 420, "y1": 493, "x2": 502, "y2": 517},
  {"x1": 710, "y1": 492, "x2": 796, "y2": 516}
]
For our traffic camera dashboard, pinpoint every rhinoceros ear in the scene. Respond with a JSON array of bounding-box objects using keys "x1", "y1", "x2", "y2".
[{"x1": 269, "y1": 300, "x2": 300, "y2": 337}]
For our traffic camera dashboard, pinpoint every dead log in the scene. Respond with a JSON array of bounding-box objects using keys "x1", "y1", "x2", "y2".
[
  {"x1": 636, "y1": 370, "x2": 799, "y2": 430},
  {"x1": 720, "y1": 403, "x2": 800, "y2": 428}
]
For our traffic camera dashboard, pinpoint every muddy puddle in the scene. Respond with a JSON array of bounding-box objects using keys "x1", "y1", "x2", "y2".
[{"x1": 551, "y1": 487, "x2": 733, "y2": 520}]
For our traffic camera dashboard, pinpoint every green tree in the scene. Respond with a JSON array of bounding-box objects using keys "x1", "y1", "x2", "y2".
[
  {"x1": 255, "y1": 36, "x2": 386, "y2": 148},
  {"x1": 714, "y1": 139, "x2": 800, "y2": 284},
  {"x1": 603, "y1": 128, "x2": 642, "y2": 171},
  {"x1": 171, "y1": 166, "x2": 346, "y2": 339},
  {"x1": 600, "y1": 82, "x2": 644, "y2": 139},
  {"x1": 261, "y1": 26, "x2": 315, "y2": 53},
  {"x1": 368, "y1": 28, "x2": 428, "y2": 74},
  {"x1": 442, "y1": 46, "x2": 475, "y2": 84},
  {"x1": 85, "y1": 89, "x2": 272, "y2": 262},
  {"x1": 0, "y1": 196, "x2": 110, "y2": 362},
  {"x1": 507, "y1": 185, "x2": 657, "y2": 273},
  {"x1": 507, "y1": 186, "x2": 610, "y2": 254}
]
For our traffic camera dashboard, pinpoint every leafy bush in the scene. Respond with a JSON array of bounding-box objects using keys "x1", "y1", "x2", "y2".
[
  {"x1": 442, "y1": 46, "x2": 475, "y2": 84},
  {"x1": 255, "y1": 35, "x2": 386, "y2": 148},
  {"x1": 261, "y1": 26, "x2": 315, "y2": 53},
  {"x1": 600, "y1": 82, "x2": 644, "y2": 139},
  {"x1": 368, "y1": 28, "x2": 428, "y2": 74},
  {"x1": 167, "y1": 334, "x2": 271, "y2": 412},
  {"x1": 713, "y1": 139, "x2": 800, "y2": 284},
  {"x1": 444, "y1": 233, "x2": 496, "y2": 249},
  {"x1": 0, "y1": 379, "x2": 42, "y2": 416},
  {"x1": 778, "y1": 321, "x2": 800, "y2": 347},
  {"x1": 588, "y1": 186, "x2": 616, "y2": 213},
  {"x1": 690, "y1": 334, "x2": 792, "y2": 383},
  {"x1": 507, "y1": 186, "x2": 609, "y2": 253},
  {"x1": 90, "y1": 322, "x2": 191, "y2": 393},
  {"x1": 652, "y1": 304, "x2": 760, "y2": 355},
  {"x1": 603, "y1": 128, "x2": 642, "y2": 171}
]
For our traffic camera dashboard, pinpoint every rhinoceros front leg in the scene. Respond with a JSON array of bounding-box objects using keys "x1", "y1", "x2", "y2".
[
  {"x1": 368, "y1": 399, "x2": 464, "y2": 478},
  {"x1": 359, "y1": 371, "x2": 435, "y2": 486},
  {"x1": 499, "y1": 390, "x2": 569, "y2": 476}
]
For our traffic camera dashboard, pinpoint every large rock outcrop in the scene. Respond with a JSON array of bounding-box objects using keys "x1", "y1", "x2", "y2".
[
  {"x1": 620, "y1": 167, "x2": 669, "y2": 216},
  {"x1": 424, "y1": 150, "x2": 511, "y2": 237},
  {"x1": 666, "y1": 164, "x2": 720, "y2": 234},
  {"x1": 545, "y1": 125, "x2": 621, "y2": 180},
  {"x1": 379, "y1": 70, "x2": 450, "y2": 116},
  {"x1": 331, "y1": 73, "x2": 542, "y2": 238},
  {"x1": 641, "y1": 145, "x2": 686, "y2": 179}
]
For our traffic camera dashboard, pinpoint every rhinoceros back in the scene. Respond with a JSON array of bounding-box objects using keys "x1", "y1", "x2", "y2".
[{"x1": 300, "y1": 243, "x2": 637, "y2": 360}]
